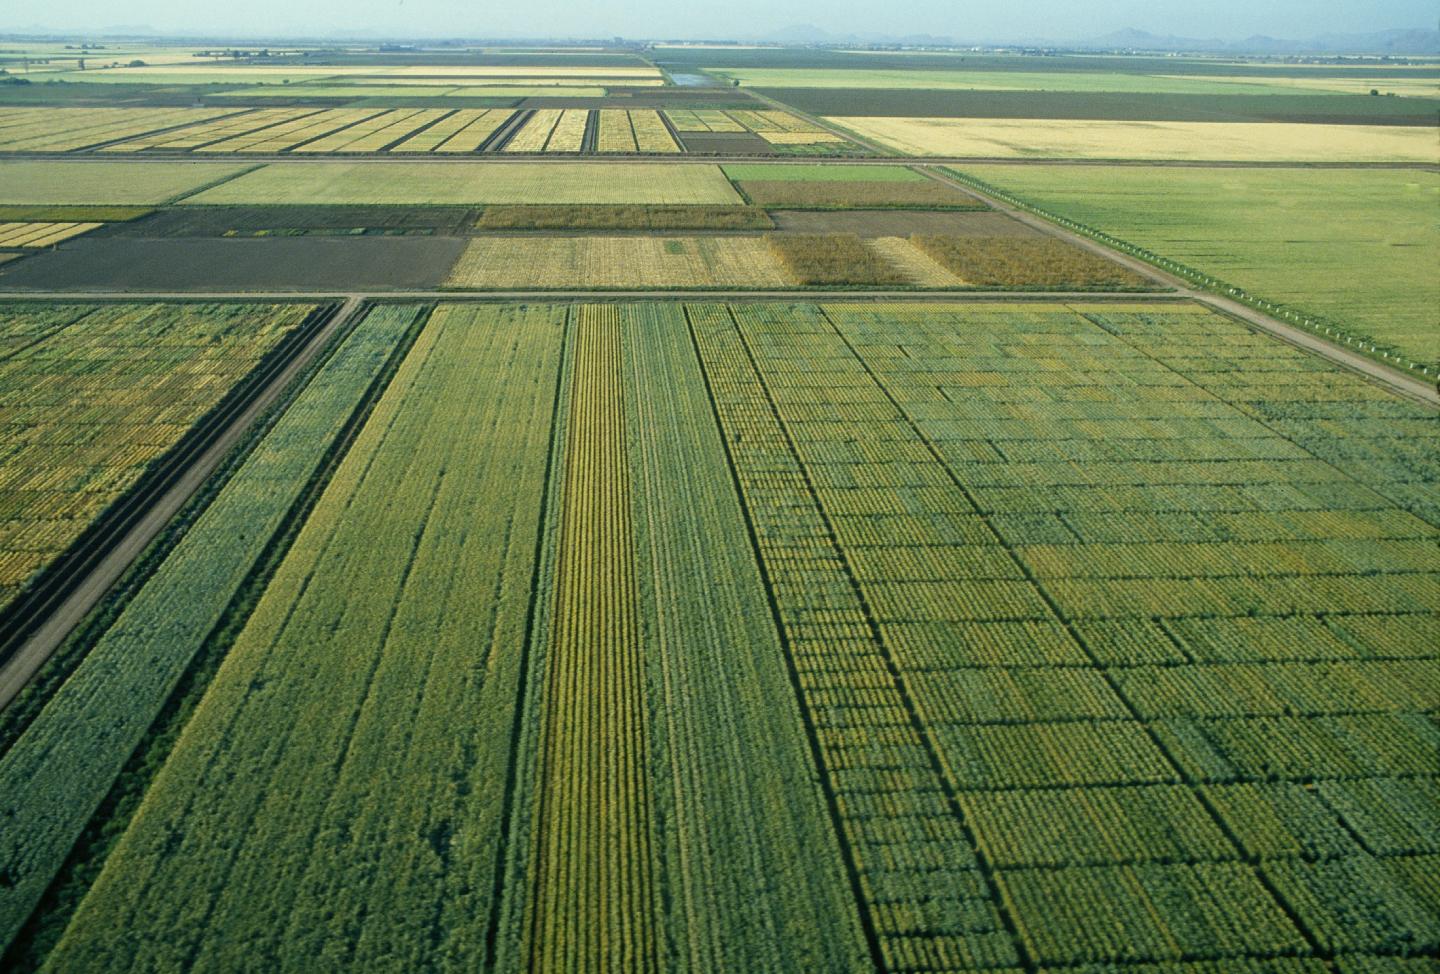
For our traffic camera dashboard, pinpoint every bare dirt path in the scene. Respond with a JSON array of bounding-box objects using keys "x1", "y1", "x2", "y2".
[{"x1": 0, "y1": 296, "x2": 363, "y2": 712}]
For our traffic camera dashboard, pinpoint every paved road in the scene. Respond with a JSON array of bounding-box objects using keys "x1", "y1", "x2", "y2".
[{"x1": 0, "y1": 296, "x2": 363, "y2": 712}]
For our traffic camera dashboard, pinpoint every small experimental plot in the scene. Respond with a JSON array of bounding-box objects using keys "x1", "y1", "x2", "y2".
[
  {"x1": 184, "y1": 161, "x2": 745, "y2": 205},
  {"x1": 910, "y1": 235, "x2": 1154, "y2": 289},
  {"x1": 757, "y1": 87, "x2": 1440, "y2": 126},
  {"x1": 446, "y1": 236, "x2": 789, "y2": 288},
  {"x1": 29, "y1": 303, "x2": 867, "y2": 973},
  {"x1": 389, "y1": 108, "x2": 513, "y2": 152},
  {"x1": 0, "y1": 304, "x2": 425, "y2": 963},
  {"x1": 667, "y1": 107, "x2": 856, "y2": 154},
  {"x1": 0, "y1": 222, "x2": 102, "y2": 248},
  {"x1": 724, "y1": 163, "x2": 986, "y2": 208},
  {"x1": 831, "y1": 116, "x2": 1440, "y2": 162},
  {"x1": 500, "y1": 109, "x2": 590, "y2": 153},
  {"x1": 290, "y1": 108, "x2": 450, "y2": 154},
  {"x1": 192, "y1": 109, "x2": 386, "y2": 154},
  {"x1": 0, "y1": 301, "x2": 315, "y2": 617},
  {"x1": 0, "y1": 107, "x2": 234, "y2": 152},
  {"x1": 959, "y1": 164, "x2": 1440, "y2": 372},
  {"x1": 0, "y1": 160, "x2": 254, "y2": 207},
  {"x1": 690, "y1": 300, "x2": 1439, "y2": 970},
  {"x1": 474, "y1": 204, "x2": 770, "y2": 230},
  {"x1": 595, "y1": 110, "x2": 680, "y2": 154},
  {"x1": 100, "y1": 108, "x2": 322, "y2": 152}
]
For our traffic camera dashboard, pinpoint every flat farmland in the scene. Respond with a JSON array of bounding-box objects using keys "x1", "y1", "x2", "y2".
[
  {"x1": 831, "y1": 117, "x2": 1440, "y2": 161},
  {"x1": 0, "y1": 161, "x2": 255, "y2": 206},
  {"x1": 11, "y1": 301, "x2": 1436, "y2": 972},
  {"x1": 183, "y1": 161, "x2": 744, "y2": 205},
  {"x1": 0, "y1": 301, "x2": 313, "y2": 616},
  {"x1": 958, "y1": 165, "x2": 1440, "y2": 370}
]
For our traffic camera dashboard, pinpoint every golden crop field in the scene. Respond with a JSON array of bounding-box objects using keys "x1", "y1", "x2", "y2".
[
  {"x1": 184, "y1": 161, "x2": 744, "y2": 205},
  {"x1": 830, "y1": 117, "x2": 1440, "y2": 162},
  {"x1": 291, "y1": 109, "x2": 447, "y2": 153},
  {"x1": 0, "y1": 222, "x2": 103, "y2": 247},
  {"x1": 502, "y1": 110, "x2": 563, "y2": 152},
  {"x1": 446, "y1": 236, "x2": 789, "y2": 288},
  {"x1": 543, "y1": 109, "x2": 590, "y2": 153},
  {"x1": 0, "y1": 107, "x2": 233, "y2": 152},
  {"x1": 390, "y1": 109, "x2": 509, "y2": 152},
  {"x1": 0, "y1": 302, "x2": 312, "y2": 614},
  {"x1": 866, "y1": 236, "x2": 965, "y2": 285},
  {"x1": 101, "y1": 109, "x2": 318, "y2": 152}
]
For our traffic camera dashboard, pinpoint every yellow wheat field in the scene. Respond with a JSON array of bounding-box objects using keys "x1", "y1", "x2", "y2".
[
  {"x1": 0, "y1": 222, "x2": 103, "y2": 247},
  {"x1": 830, "y1": 117, "x2": 1440, "y2": 162},
  {"x1": 446, "y1": 236, "x2": 790, "y2": 288}
]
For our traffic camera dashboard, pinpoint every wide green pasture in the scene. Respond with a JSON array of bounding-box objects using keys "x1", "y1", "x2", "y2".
[
  {"x1": 184, "y1": 161, "x2": 744, "y2": 205},
  {"x1": 0, "y1": 160, "x2": 254, "y2": 205},
  {"x1": 960, "y1": 165, "x2": 1440, "y2": 370}
]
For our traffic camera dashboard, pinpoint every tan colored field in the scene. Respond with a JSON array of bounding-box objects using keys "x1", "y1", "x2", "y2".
[
  {"x1": 446, "y1": 236, "x2": 789, "y2": 288},
  {"x1": 831, "y1": 117, "x2": 1440, "y2": 162},
  {"x1": 866, "y1": 237, "x2": 964, "y2": 286},
  {"x1": 1163, "y1": 75, "x2": 1440, "y2": 98}
]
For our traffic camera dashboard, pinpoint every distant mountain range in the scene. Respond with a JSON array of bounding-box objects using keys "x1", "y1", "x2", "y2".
[{"x1": 759, "y1": 24, "x2": 1440, "y2": 56}]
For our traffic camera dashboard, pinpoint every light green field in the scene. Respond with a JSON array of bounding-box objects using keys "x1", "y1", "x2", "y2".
[
  {"x1": 960, "y1": 165, "x2": 1440, "y2": 369},
  {"x1": 184, "y1": 162, "x2": 745, "y2": 205},
  {"x1": 0, "y1": 160, "x2": 254, "y2": 205},
  {"x1": 710, "y1": 68, "x2": 1327, "y2": 95},
  {"x1": 721, "y1": 163, "x2": 923, "y2": 182}
]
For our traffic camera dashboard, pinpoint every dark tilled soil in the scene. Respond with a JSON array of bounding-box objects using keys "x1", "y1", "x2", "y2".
[
  {"x1": 771, "y1": 209, "x2": 1040, "y2": 238},
  {"x1": 0, "y1": 236, "x2": 468, "y2": 290}
]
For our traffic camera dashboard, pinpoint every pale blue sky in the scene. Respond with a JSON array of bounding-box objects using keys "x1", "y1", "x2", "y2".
[{"x1": 2, "y1": 0, "x2": 1434, "y2": 42}]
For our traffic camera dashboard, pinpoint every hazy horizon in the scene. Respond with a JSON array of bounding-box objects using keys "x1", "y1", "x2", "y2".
[{"x1": 1, "y1": 0, "x2": 1436, "y2": 45}]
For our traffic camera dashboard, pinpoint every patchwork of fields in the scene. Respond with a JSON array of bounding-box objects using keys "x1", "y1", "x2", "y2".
[{"x1": 2, "y1": 300, "x2": 1434, "y2": 971}]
